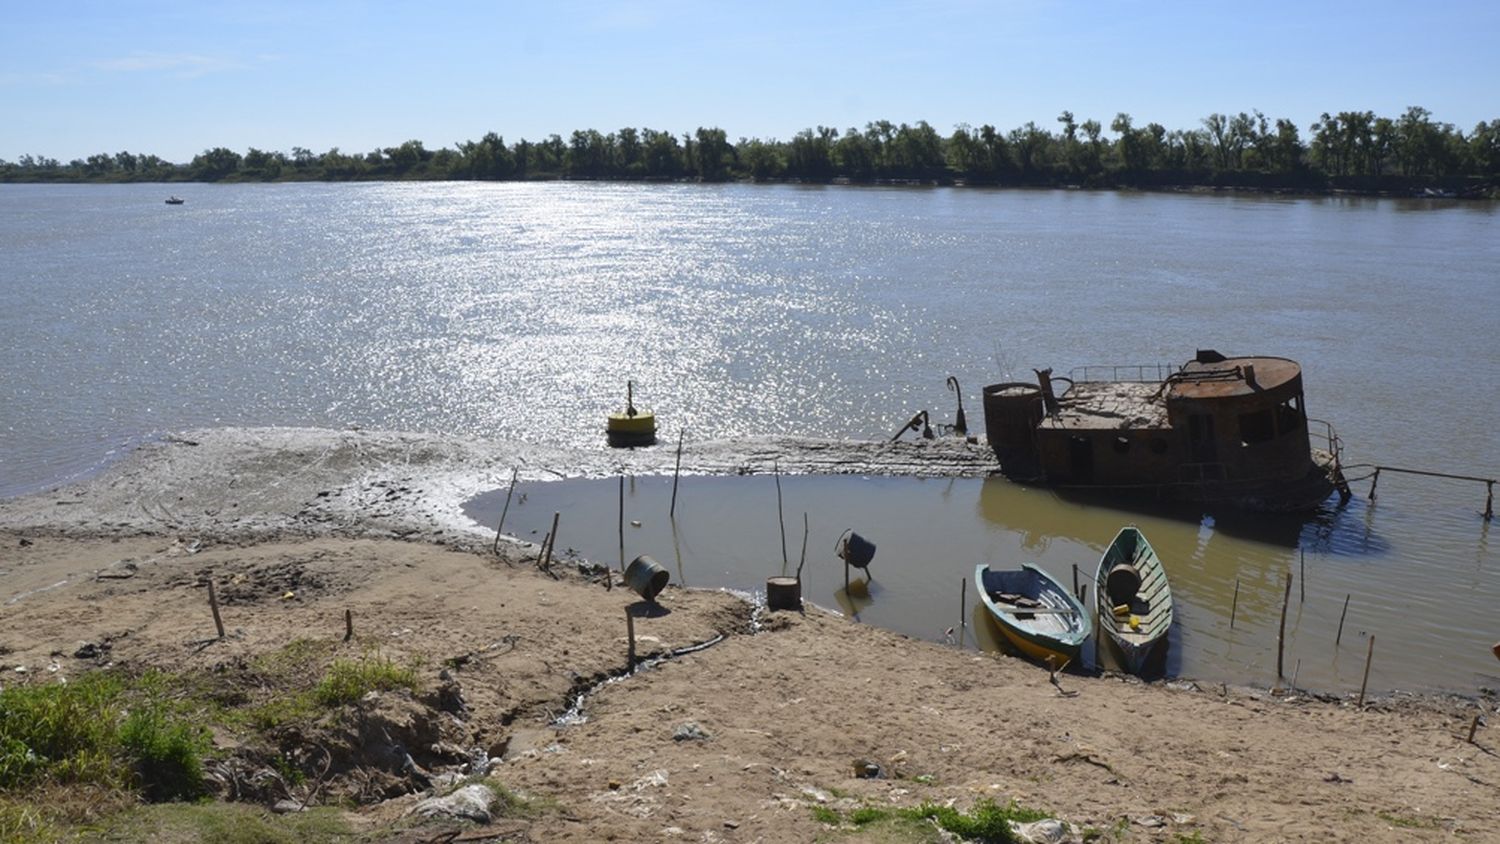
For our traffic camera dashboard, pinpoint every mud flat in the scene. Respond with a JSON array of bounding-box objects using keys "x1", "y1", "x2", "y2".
[{"x1": 1, "y1": 428, "x2": 1497, "y2": 842}]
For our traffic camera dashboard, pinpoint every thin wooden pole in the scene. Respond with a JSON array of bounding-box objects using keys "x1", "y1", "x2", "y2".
[
  {"x1": 795, "y1": 512, "x2": 809, "y2": 582},
  {"x1": 1291, "y1": 658, "x2": 1301, "y2": 690},
  {"x1": 959, "y1": 577, "x2": 967, "y2": 646},
  {"x1": 541, "y1": 511, "x2": 560, "y2": 570},
  {"x1": 343, "y1": 608, "x2": 353, "y2": 643},
  {"x1": 1468, "y1": 713, "x2": 1482, "y2": 743},
  {"x1": 493, "y1": 467, "x2": 519, "y2": 555},
  {"x1": 625, "y1": 609, "x2": 637, "y2": 669},
  {"x1": 618, "y1": 475, "x2": 625, "y2": 574},
  {"x1": 1358, "y1": 634, "x2": 1376, "y2": 707},
  {"x1": 774, "y1": 461, "x2": 788, "y2": 571},
  {"x1": 1335, "y1": 593, "x2": 1351, "y2": 646},
  {"x1": 1276, "y1": 571, "x2": 1292, "y2": 680},
  {"x1": 1229, "y1": 579, "x2": 1240, "y2": 630},
  {"x1": 1299, "y1": 549, "x2": 1306, "y2": 603},
  {"x1": 670, "y1": 429, "x2": 685, "y2": 519},
  {"x1": 207, "y1": 579, "x2": 225, "y2": 639},
  {"x1": 1071, "y1": 564, "x2": 1079, "y2": 600}
]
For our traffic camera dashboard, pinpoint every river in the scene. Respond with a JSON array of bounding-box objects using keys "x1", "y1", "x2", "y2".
[{"x1": 2, "y1": 181, "x2": 1497, "y2": 693}]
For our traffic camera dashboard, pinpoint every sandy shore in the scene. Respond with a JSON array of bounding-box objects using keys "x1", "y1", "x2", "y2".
[{"x1": 2, "y1": 428, "x2": 1497, "y2": 841}]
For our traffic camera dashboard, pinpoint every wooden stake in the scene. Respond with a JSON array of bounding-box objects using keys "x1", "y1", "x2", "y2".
[
  {"x1": 541, "y1": 511, "x2": 560, "y2": 571},
  {"x1": 1071, "y1": 564, "x2": 1079, "y2": 599},
  {"x1": 1291, "y1": 658, "x2": 1301, "y2": 690},
  {"x1": 1358, "y1": 634, "x2": 1376, "y2": 707},
  {"x1": 1335, "y1": 593, "x2": 1351, "y2": 646},
  {"x1": 1276, "y1": 571, "x2": 1292, "y2": 680},
  {"x1": 959, "y1": 577, "x2": 967, "y2": 647},
  {"x1": 774, "y1": 461, "x2": 788, "y2": 572},
  {"x1": 625, "y1": 609, "x2": 637, "y2": 669},
  {"x1": 493, "y1": 467, "x2": 519, "y2": 555},
  {"x1": 1468, "y1": 713, "x2": 1482, "y2": 743},
  {"x1": 618, "y1": 475, "x2": 625, "y2": 573},
  {"x1": 795, "y1": 512, "x2": 809, "y2": 582},
  {"x1": 207, "y1": 579, "x2": 225, "y2": 639},
  {"x1": 670, "y1": 429, "x2": 684, "y2": 520},
  {"x1": 343, "y1": 608, "x2": 353, "y2": 642},
  {"x1": 1299, "y1": 549, "x2": 1306, "y2": 603},
  {"x1": 1229, "y1": 578, "x2": 1240, "y2": 630}
]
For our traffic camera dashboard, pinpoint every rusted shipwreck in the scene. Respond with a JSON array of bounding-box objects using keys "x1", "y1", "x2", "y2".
[{"x1": 982, "y1": 351, "x2": 1348, "y2": 511}]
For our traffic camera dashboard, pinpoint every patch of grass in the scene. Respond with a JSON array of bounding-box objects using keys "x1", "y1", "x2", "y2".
[
  {"x1": 1375, "y1": 810, "x2": 1434, "y2": 829},
  {"x1": 118, "y1": 706, "x2": 209, "y2": 801},
  {"x1": 811, "y1": 805, "x2": 842, "y2": 825},
  {"x1": 313, "y1": 653, "x2": 419, "y2": 707},
  {"x1": 901, "y1": 799, "x2": 1051, "y2": 843},
  {"x1": 811, "y1": 799, "x2": 1052, "y2": 843},
  {"x1": 96, "y1": 802, "x2": 356, "y2": 844},
  {"x1": 1169, "y1": 833, "x2": 1207, "y2": 843},
  {"x1": 0, "y1": 673, "x2": 126, "y2": 790},
  {"x1": 0, "y1": 800, "x2": 61, "y2": 844}
]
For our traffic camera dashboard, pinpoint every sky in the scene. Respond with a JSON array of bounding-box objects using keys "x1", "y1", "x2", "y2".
[{"x1": 2, "y1": 0, "x2": 1497, "y2": 164}]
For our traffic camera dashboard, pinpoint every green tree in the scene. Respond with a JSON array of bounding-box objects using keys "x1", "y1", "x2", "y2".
[{"x1": 191, "y1": 146, "x2": 242, "y2": 180}]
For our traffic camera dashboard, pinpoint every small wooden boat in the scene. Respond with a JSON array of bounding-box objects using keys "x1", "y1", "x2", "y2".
[
  {"x1": 1093, "y1": 526, "x2": 1173, "y2": 674},
  {"x1": 974, "y1": 563, "x2": 1092, "y2": 667}
]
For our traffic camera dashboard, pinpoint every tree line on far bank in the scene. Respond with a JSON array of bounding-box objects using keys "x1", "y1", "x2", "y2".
[{"x1": 4, "y1": 107, "x2": 1498, "y2": 196}]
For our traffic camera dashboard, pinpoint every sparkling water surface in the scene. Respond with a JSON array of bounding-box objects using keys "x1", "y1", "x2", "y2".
[{"x1": 3, "y1": 181, "x2": 1498, "y2": 692}]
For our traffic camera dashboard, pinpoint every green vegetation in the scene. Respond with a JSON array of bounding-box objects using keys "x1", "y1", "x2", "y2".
[
  {"x1": 811, "y1": 798, "x2": 1052, "y2": 842},
  {"x1": 313, "y1": 653, "x2": 420, "y2": 707},
  {"x1": 0, "y1": 640, "x2": 429, "y2": 841},
  {"x1": 91, "y1": 802, "x2": 356, "y2": 844},
  {"x1": 0, "y1": 672, "x2": 206, "y2": 798},
  {"x1": 3, "y1": 107, "x2": 1497, "y2": 195}
]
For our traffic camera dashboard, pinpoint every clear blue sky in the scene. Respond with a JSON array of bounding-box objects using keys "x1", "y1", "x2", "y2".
[{"x1": 3, "y1": 0, "x2": 1497, "y2": 163}]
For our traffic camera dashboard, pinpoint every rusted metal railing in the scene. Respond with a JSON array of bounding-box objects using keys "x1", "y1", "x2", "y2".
[
  {"x1": 1367, "y1": 465, "x2": 1496, "y2": 521},
  {"x1": 1067, "y1": 362, "x2": 1180, "y2": 384}
]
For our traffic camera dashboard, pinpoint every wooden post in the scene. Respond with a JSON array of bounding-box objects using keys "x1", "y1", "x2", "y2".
[
  {"x1": 1368, "y1": 468, "x2": 1380, "y2": 501},
  {"x1": 1335, "y1": 593, "x2": 1351, "y2": 646},
  {"x1": 1468, "y1": 713, "x2": 1482, "y2": 743},
  {"x1": 774, "y1": 461, "x2": 788, "y2": 572},
  {"x1": 1358, "y1": 634, "x2": 1376, "y2": 707},
  {"x1": 493, "y1": 467, "x2": 519, "y2": 555},
  {"x1": 618, "y1": 475, "x2": 625, "y2": 573},
  {"x1": 843, "y1": 558, "x2": 850, "y2": 594},
  {"x1": 1276, "y1": 571, "x2": 1292, "y2": 680},
  {"x1": 1071, "y1": 564, "x2": 1079, "y2": 600},
  {"x1": 1299, "y1": 549, "x2": 1306, "y2": 603},
  {"x1": 343, "y1": 608, "x2": 353, "y2": 642},
  {"x1": 796, "y1": 513, "x2": 809, "y2": 582},
  {"x1": 541, "y1": 511, "x2": 560, "y2": 570},
  {"x1": 670, "y1": 429, "x2": 685, "y2": 520},
  {"x1": 959, "y1": 577, "x2": 967, "y2": 646},
  {"x1": 1229, "y1": 578, "x2": 1240, "y2": 630},
  {"x1": 207, "y1": 579, "x2": 225, "y2": 639},
  {"x1": 1291, "y1": 658, "x2": 1301, "y2": 690},
  {"x1": 1079, "y1": 583, "x2": 1087, "y2": 610},
  {"x1": 625, "y1": 609, "x2": 637, "y2": 669},
  {"x1": 1485, "y1": 480, "x2": 1494, "y2": 521}
]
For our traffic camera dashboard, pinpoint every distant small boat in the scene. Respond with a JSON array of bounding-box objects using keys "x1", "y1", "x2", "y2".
[
  {"x1": 975, "y1": 563, "x2": 1092, "y2": 667},
  {"x1": 164, "y1": 196, "x2": 185, "y2": 205},
  {"x1": 1094, "y1": 526, "x2": 1173, "y2": 674}
]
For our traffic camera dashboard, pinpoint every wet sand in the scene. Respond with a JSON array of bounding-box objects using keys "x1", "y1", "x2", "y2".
[{"x1": 1, "y1": 428, "x2": 1497, "y2": 841}]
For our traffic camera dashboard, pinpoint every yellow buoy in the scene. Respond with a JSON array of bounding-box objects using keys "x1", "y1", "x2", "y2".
[{"x1": 606, "y1": 380, "x2": 657, "y2": 447}]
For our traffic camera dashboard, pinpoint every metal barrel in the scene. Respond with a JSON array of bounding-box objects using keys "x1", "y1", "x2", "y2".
[{"x1": 624, "y1": 555, "x2": 670, "y2": 601}]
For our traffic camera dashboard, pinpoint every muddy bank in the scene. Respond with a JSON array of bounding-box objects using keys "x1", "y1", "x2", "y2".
[
  {"x1": 0, "y1": 426, "x2": 994, "y2": 545},
  {"x1": 1, "y1": 528, "x2": 1497, "y2": 842}
]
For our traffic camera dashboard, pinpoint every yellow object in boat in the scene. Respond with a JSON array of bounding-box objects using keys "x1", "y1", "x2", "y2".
[
  {"x1": 1112, "y1": 604, "x2": 1130, "y2": 617},
  {"x1": 1128, "y1": 615, "x2": 1141, "y2": 630}
]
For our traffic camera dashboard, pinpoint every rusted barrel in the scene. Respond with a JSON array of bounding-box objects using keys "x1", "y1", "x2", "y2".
[
  {"x1": 766, "y1": 576, "x2": 801, "y2": 611},
  {"x1": 624, "y1": 555, "x2": 670, "y2": 601},
  {"x1": 837, "y1": 532, "x2": 876, "y2": 568}
]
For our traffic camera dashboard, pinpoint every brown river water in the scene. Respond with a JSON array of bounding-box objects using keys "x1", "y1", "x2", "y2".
[{"x1": 2, "y1": 182, "x2": 1497, "y2": 694}]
